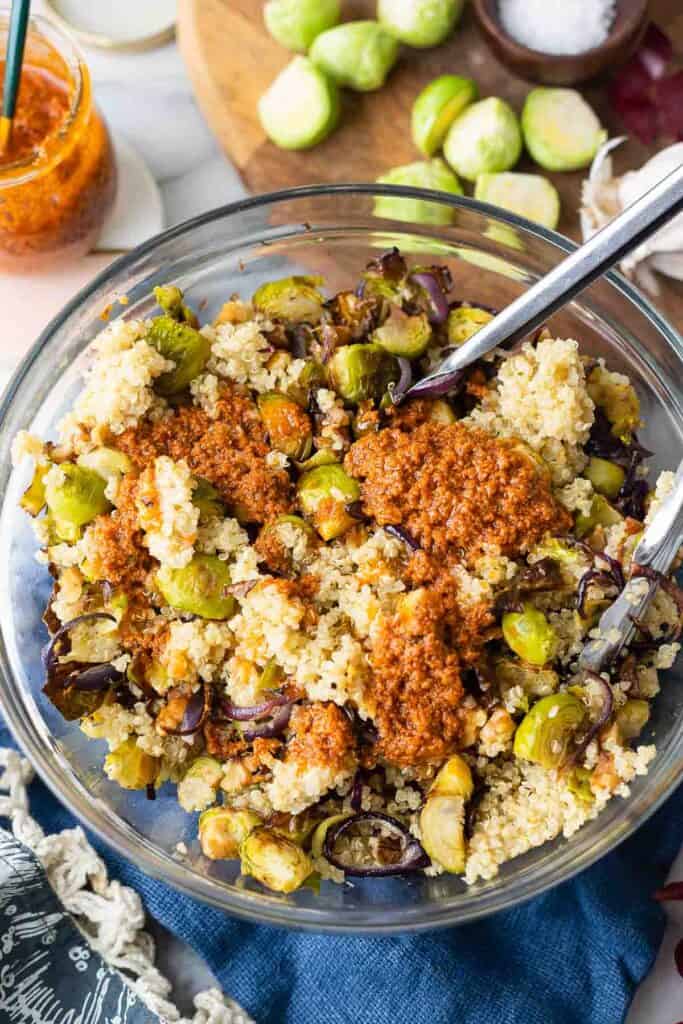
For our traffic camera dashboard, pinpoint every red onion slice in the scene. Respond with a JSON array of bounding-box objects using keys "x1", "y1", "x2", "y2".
[
  {"x1": 323, "y1": 811, "x2": 430, "y2": 876},
  {"x1": 220, "y1": 692, "x2": 289, "y2": 722},
  {"x1": 388, "y1": 357, "x2": 412, "y2": 404},
  {"x1": 570, "y1": 672, "x2": 614, "y2": 766},
  {"x1": 243, "y1": 701, "x2": 292, "y2": 741},
  {"x1": 163, "y1": 686, "x2": 211, "y2": 736},
  {"x1": 409, "y1": 271, "x2": 449, "y2": 324},
  {"x1": 42, "y1": 612, "x2": 117, "y2": 672},
  {"x1": 72, "y1": 663, "x2": 124, "y2": 691},
  {"x1": 384, "y1": 524, "x2": 420, "y2": 551}
]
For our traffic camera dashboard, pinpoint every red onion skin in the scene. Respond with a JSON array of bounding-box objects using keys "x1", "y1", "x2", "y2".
[
  {"x1": 389, "y1": 357, "x2": 412, "y2": 404},
  {"x1": 243, "y1": 701, "x2": 292, "y2": 741},
  {"x1": 72, "y1": 663, "x2": 124, "y2": 691},
  {"x1": 221, "y1": 693, "x2": 289, "y2": 722},
  {"x1": 163, "y1": 687, "x2": 210, "y2": 736},
  {"x1": 570, "y1": 673, "x2": 614, "y2": 767},
  {"x1": 384, "y1": 524, "x2": 420, "y2": 551},
  {"x1": 409, "y1": 272, "x2": 449, "y2": 325},
  {"x1": 323, "y1": 811, "x2": 430, "y2": 876},
  {"x1": 42, "y1": 612, "x2": 117, "y2": 671}
]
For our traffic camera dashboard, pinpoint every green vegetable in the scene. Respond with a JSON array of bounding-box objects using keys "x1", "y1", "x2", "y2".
[
  {"x1": 412, "y1": 74, "x2": 477, "y2": 155},
  {"x1": 494, "y1": 658, "x2": 559, "y2": 698},
  {"x1": 502, "y1": 602, "x2": 557, "y2": 666},
  {"x1": 575, "y1": 494, "x2": 622, "y2": 538},
  {"x1": 153, "y1": 284, "x2": 198, "y2": 326},
  {"x1": 474, "y1": 172, "x2": 560, "y2": 230},
  {"x1": 374, "y1": 158, "x2": 463, "y2": 226},
  {"x1": 104, "y1": 738, "x2": 159, "y2": 790},
  {"x1": 258, "y1": 56, "x2": 340, "y2": 149},
  {"x1": 297, "y1": 463, "x2": 360, "y2": 540},
  {"x1": 45, "y1": 463, "x2": 110, "y2": 530},
  {"x1": 327, "y1": 342, "x2": 398, "y2": 404},
  {"x1": 199, "y1": 807, "x2": 262, "y2": 860},
  {"x1": 294, "y1": 448, "x2": 339, "y2": 473},
  {"x1": 447, "y1": 304, "x2": 494, "y2": 346},
  {"x1": 521, "y1": 88, "x2": 606, "y2": 172},
  {"x1": 426, "y1": 398, "x2": 457, "y2": 424},
  {"x1": 148, "y1": 315, "x2": 212, "y2": 395},
  {"x1": 309, "y1": 21, "x2": 399, "y2": 92},
  {"x1": 252, "y1": 275, "x2": 325, "y2": 323},
  {"x1": 77, "y1": 447, "x2": 132, "y2": 486},
  {"x1": 20, "y1": 463, "x2": 48, "y2": 517},
  {"x1": 419, "y1": 795, "x2": 466, "y2": 873},
  {"x1": 264, "y1": 0, "x2": 340, "y2": 52},
  {"x1": 443, "y1": 97, "x2": 522, "y2": 182},
  {"x1": 584, "y1": 457, "x2": 626, "y2": 499},
  {"x1": 378, "y1": 0, "x2": 464, "y2": 47},
  {"x1": 372, "y1": 306, "x2": 432, "y2": 359},
  {"x1": 192, "y1": 478, "x2": 225, "y2": 521},
  {"x1": 430, "y1": 754, "x2": 473, "y2": 799},
  {"x1": 310, "y1": 813, "x2": 353, "y2": 859},
  {"x1": 586, "y1": 365, "x2": 640, "y2": 438},
  {"x1": 531, "y1": 537, "x2": 585, "y2": 569},
  {"x1": 616, "y1": 699, "x2": 650, "y2": 741},
  {"x1": 157, "y1": 554, "x2": 237, "y2": 620},
  {"x1": 567, "y1": 766, "x2": 594, "y2": 803},
  {"x1": 240, "y1": 827, "x2": 313, "y2": 893},
  {"x1": 257, "y1": 391, "x2": 313, "y2": 460},
  {"x1": 513, "y1": 693, "x2": 585, "y2": 769}
]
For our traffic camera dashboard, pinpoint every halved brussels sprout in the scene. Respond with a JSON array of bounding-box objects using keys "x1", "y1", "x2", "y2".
[
  {"x1": 494, "y1": 658, "x2": 559, "y2": 698},
  {"x1": 586, "y1": 365, "x2": 640, "y2": 438},
  {"x1": 258, "y1": 57, "x2": 340, "y2": 150},
  {"x1": 310, "y1": 813, "x2": 353, "y2": 858},
  {"x1": 252, "y1": 276, "x2": 325, "y2": 324},
  {"x1": 297, "y1": 463, "x2": 361, "y2": 541},
  {"x1": 45, "y1": 463, "x2": 111, "y2": 530},
  {"x1": 513, "y1": 693, "x2": 585, "y2": 769},
  {"x1": 77, "y1": 447, "x2": 132, "y2": 487},
  {"x1": 264, "y1": 0, "x2": 340, "y2": 52},
  {"x1": 574, "y1": 494, "x2": 622, "y2": 538},
  {"x1": 257, "y1": 391, "x2": 313, "y2": 460},
  {"x1": 177, "y1": 756, "x2": 224, "y2": 813},
  {"x1": 374, "y1": 159, "x2": 463, "y2": 226},
  {"x1": 419, "y1": 795, "x2": 466, "y2": 873},
  {"x1": 474, "y1": 172, "x2": 560, "y2": 230},
  {"x1": 309, "y1": 20, "x2": 399, "y2": 92},
  {"x1": 502, "y1": 603, "x2": 557, "y2": 666},
  {"x1": 378, "y1": 0, "x2": 464, "y2": 47},
  {"x1": 584, "y1": 457, "x2": 626, "y2": 499},
  {"x1": 148, "y1": 315, "x2": 212, "y2": 395},
  {"x1": 327, "y1": 342, "x2": 398, "y2": 405},
  {"x1": 521, "y1": 88, "x2": 606, "y2": 172},
  {"x1": 240, "y1": 826, "x2": 313, "y2": 893},
  {"x1": 157, "y1": 554, "x2": 237, "y2": 619},
  {"x1": 430, "y1": 754, "x2": 473, "y2": 800},
  {"x1": 412, "y1": 74, "x2": 478, "y2": 156},
  {"x1": 447, "y1": 304, "x2": 494, "y2": 347},
  {"x1": 531, "y1": 537, "x2": 585, "y2": 569},
  {"x1": 372, "y1": 306, "x2": 432, "y2": 359},
  {"x1": 20, "y1": 462, "x2": 48, "y2": 516},
  {"x1": 192, "y1": 478, "x2": 225, "y2": 521},
  {"x1": 104, "y1": 738, "x2": 159, "y2": 790},
  {"x1": 443, "y1": 97, "x2": 522, "y2": 182},
  {"x1": 199, "y1": 807, "x2": 262, "y2": 860},
  {"x1": 153, "y1": 284, "x2": 198, "y2": 327},
  {"x1": 567, "y1": 766, "x2": 594, "y2": 803},
  {"x1": 295, "y1": 448, "x2": 339, "y2": 473},
  {"x1": 616, "y1": 699, "x2": 650, "y2": 741}
]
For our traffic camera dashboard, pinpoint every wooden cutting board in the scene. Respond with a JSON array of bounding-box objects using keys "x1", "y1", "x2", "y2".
[{"x1": 177, "y1": 0, "x2": 683, "y2": 324}]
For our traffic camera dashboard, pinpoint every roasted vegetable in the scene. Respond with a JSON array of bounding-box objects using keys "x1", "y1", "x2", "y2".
[
  {"x1": 513, "y1": 693, "x2": 585, "y2": 769},
  {"x1": 502, "y1": 603, "x2": 557, "y2": 666},
  {"x1": 494, "y1": 658, "x2": 560, "y2": 698},
  {"x1": 419, "y1": 795, "x2": 466, "y2": 873},
  {"x1": 412, "y1": 74, "x2": 477, "y2": 156},
  {"x1": 309, "y1": 20, "x2": 399, "y2": 92},
  {"x1": 575, "y1": 494, "x2": 622, "y2": 538},
  {"x1": 240, "y1": 826, "x2": 313, "y2": 893},
  {"x1": 443, "y1": 97, "x2": 522, "y2": 182},
  {"x1": 104, "y1": 738, "x2": 159, "y2": 790},
  {"x1": 253, "y1": 275, "x2": 325, "y2": 323},
  {"x1": 521, "y1": 88, "x2": 606, "y2": 172},
  {"x1": 372, "y1": 306, "x2": 432, "y2": 359},
  {"x1": 177, "y1": 756, "x2": 224, "y2": 813},
  {"x1": 378, "y1": 0, "x2": 464, "y2": 47},
  {"x1": 447, "y1": 304, "x2": 494, "y2": 346},
  {"x1": 327, "y1": 342, "x2": 398, "y2": 404},
  {"x1": 297, "y1": 463, "x2": 361, "y2": 540},
  {"x1": 586, "y1": 365, "x2": 640, "y2": 438},
  {"x1": 20, "y1": 463, "x2": 48, "y2": 516},
  {"x1": 430, "y1": 753, "x2": 473, "y2": 800},
  {"x1": 374, "y1": 158, "x2": 463, "y2": 226},
  {"x1": 257, "y1": 391, "x2": 313, "y2": 460},
  {"x1": 584, "y1": 457, "x2": 626, "y2": 499},
  {"x1": 258, "y1": 57, "x2": 340, "y2": 150},
  {"x1": 192, "y1": 478, "x2": 225, "y2": 521},
  {"x1": 77, "y1": 447, "x2": 132, "y2": 489},
  {"x1": 45, "y1": 463, "x2": 110, "y2": 532},
  {"x1": 148, "y1": 315, "x2": 211, "y2": 395},
  {"x1": 157, "y1": 554, "x2": 237, "y2": 620},
  {"x1": 264, "y1": 0, "x2": 340, "y2": 52},
  {"x1": 199, "y1": 807, "x2": 262, "y2": 860},
  {"x1": 153, "y1": 284, "x2": 198, "y2": 327},
  {"x1": 616, "y1": 699, "x2": 650, "y2": 741},
  {"x1": 310, "y1": 813, "x2": 353, "y2": 858}
]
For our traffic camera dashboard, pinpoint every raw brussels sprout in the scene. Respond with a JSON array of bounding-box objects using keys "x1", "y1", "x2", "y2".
[
  {"x1": 574, "y1": 494, "x2": 622, "y2": 538},
  {"x1": 584, "y1": 457, "x2": 626, "y2": 499},
  {"x1": 447, "y1": 304, "x2": 494, "y2": 346},
  {"x1": 502, "y1": 602, "x2": 557, "y2": 666},
  {"x1": 177, "y1": 756, "x2": 224, "y2": 813},
  {"x1": 616, "y1": 699, "x2": 650, "y2": 741},
  {"x1": 309, "y1": 21, "x2": 399, "y2": 92},
  {"x1": 258, "y1": 57, "x2": 340, "y2": 150},
  {"x1": 430, "y1": 754, "x2": 473, "y2": 800},
  {"x1": 443, "y1": 98, "x2": 522, "y2": 182},
  {"x1": 310, "y1": 813, "x2": 353, "y2": 858},
  {"x1": 521, "y1": 88, "x2": 606, "y2": 172},
  {"x1": 327, "y1": 342, "x2": 398, "y2": 404},
  {"x1": 45, "y1": 463, "x2": 111, "y2": 530},
  {"x1": 474, "y1": 172, "x2": 560, "y2": 230},
  {"x1": 148, "y1": 315, "x2": 212, "y2": 395},
  {"x1": 297, "y1": 463, "x2": 360, "y2": 541},
  {"x1": 586, "y1": 365, "x2": 640, "y2": 438},
  {"x1": 153, "y1": 284, "x2": 198, "y2": 327},
  {"x1": 240, "y1": 826, "x2": 313, "y2": 893},
  {"x1": 199, "y1": 807, "x2": 262, "y2": 860},
  {"x1": 264, "y1": 0, "x2": 340, "y2": 52},
  {"x1": 157, "y1": 554, "x2": 237, "y2": 620},
  {"x1": 253, "y1": 275, "x2": 325, "y2": 323},
  {"x1": 104, "y1": 738, "x2": 159, "y2": 790},
  {"x1": 257, "y1": 391, "x2": 313, "y2": 460},
  {"x1": 192, "y1": 478, "x2": 225, "y2": 521},
  {"x1": 374, "y1": 158, "x2": 463, "y2": 226},
  {"x1": 419, "y1": 795, "x2": 466, "y2": 873},
  {"x1": 372, "y1": 306, "x2": 432, "y2": 359},
  {"x1": 412, "y1": 74, "x2": 478, "y2": 156},
  {"x1": 494, "y1": 657, "x2": 559, "y2": 698},
  {"x1": 77, "y1": 447, "x2": 132, "y2": 488},
  {"x1": 513, "y1": 693, "x2": 585, "y2": 769},
  {"x1": 378, "y1": 0, "x2": 464, "y2": 47},
  {"x1": 20, "y1": 462, "x2": 48, "y2": 516}
]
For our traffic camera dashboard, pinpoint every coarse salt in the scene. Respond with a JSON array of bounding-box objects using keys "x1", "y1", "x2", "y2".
[{"x1": 498, "y1": 0, "x2": 616, "y2": 56}]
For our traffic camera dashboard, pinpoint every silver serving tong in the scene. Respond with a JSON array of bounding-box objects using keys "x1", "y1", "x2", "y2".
[
  {"x1": 406, "y1": 161, "x2": 683, "y2": 400},
  {"x1": 579, "y1": 459, "x2": 683, "y2": 672}
]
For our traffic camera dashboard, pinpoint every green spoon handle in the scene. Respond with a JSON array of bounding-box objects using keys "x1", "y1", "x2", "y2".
[{"x1": 2, "y1": 0, "x2": 31, "y2": 119}]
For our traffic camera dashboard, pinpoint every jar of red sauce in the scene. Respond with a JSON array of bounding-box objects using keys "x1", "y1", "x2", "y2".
[{"x1": 0, "y1": 12, "x2": 116, "y2": 271}]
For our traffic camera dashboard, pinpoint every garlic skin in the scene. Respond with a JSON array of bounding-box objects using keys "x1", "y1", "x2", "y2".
[{"x1": 581, "y1": 138, "x2": 683, "y2": 293}]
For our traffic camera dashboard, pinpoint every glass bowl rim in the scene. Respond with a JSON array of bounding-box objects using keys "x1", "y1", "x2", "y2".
[{"x1": 1, "y1": 183, "x2": 682, "y2": 933}]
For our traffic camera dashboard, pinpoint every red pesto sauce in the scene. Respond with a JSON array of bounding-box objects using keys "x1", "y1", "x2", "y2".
[{"x1": 0, "y1": 63, "x2": 70, "y2": 166}]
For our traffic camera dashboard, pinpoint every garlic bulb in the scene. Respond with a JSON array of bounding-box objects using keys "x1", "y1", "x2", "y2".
[{"x1": 581, "y1": 138, "x2": 683, "y2": 293}]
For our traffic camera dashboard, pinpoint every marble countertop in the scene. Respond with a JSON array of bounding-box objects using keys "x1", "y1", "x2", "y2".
[{"x1": 2, "y1": 10, "x2": 682, "y2": 1021}]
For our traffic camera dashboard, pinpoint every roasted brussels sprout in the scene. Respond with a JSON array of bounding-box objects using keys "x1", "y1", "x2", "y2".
[
  {"x1": 443, "y1": 97, "x2": 522, "y2": 182},
  {"x1": 531, "y1": 537, "x2": 586, "y2": 570},
  {"x1": 412, "y1": 74, "x2": 477, "y2": 156},
  {"x1": 447, "y1": 304, "x2": 494, "y2": 346},
  {"x1": 199, "y1": 807, "x2": 262, "y2": 860},
  {"x1": 20, "y1": 462, "x2": 48, "y2": 516},
  {"x1": 513, "y1": 693, "x2": 585, "y2": 769},
  {"x1": 374, "y1": 159, "x2": 463, "y2": 226},
  {"x1": 264, "y1": 0, "x2": 340, "y2": 52},
  {"x1": 294, "y1": 448, "x2": 339, "y2": 473},
  {"x1": 297, "y1": 463, "x2": 361, "y2": 540},
  {"x1": 426, "y1": 399, "x2": 457, "y2": 424},
  {"x1": 309, "y1": 21, "x2": 399, "y2": 92},
  {"x1": 153, "y1": 284, "x2": 198, "y2": 327},
  {"x1": 258, "y1": 57, "x2": 340, "y2": 150},
  {"x1": 502, "y1": 603, "x2": 557, "y2": 666},
  {"x1": 474, "y1": 172, "x2": 560, "y2": 230},
  {"x1": 45, "y1": 463, "x2": 111, "y2": 532},
  {"x1": 377, "y1": 0, "x2": 464, "y2": 47},
  {"x1": 192, "y1": 478, "x2": 225, "y2": 521},
  {"x1": 148, "y1": 315, "x2": 212, "y2": 395},
  {"x1": 327, "y1": 342, "x2": 398, "y2": 404},
  {"x1": 586, "y1": 365, "x2": 640, "y2": 438},
  {"x1": 616, "y1": 699, "x2": 650, "y2": 741},
  {"x1": 567, "y1": 766, "x2": 594, "y2": 803},
  {"x1": 419, "y1": 795, "x2": 466, "y2": 873},
  {"x1": 177, "y1": 756, "x2": 224, "y2": 813},
  {"x1": 574, "y1": 494, "x2": 622, "y2": 538},
  {"x1": 77, "y1": 446, "x2": 132, "y2": 487},
  {"x1": 157, "y1": 554, "x2": 237, "y2": 619},
  {"x1": 372, "y1": 306, "x2": 432, "y2": 359},
  {"x1": 494, "y1": 657, "x2": 559, "y2": 698},
  {"x1": 253, "y1": 275, "x2": 325, "y2": 323},
  {"x1": 522, "y1": 88, "x2": 606, "y2": 172},
  {"x1": 310, "y1": 813, "x2": 353, "y2": 858},
  {"x1": 430, "y1": 753, "x2": 473, "y2": 800},
  {"x1": 584, "y1": 457, "x2": 626, "y2": 499},
  {"x1": 257, "y1": 391, "x2": 313, "y2": 460},
  {"x1": 104, "y1": 738, "x2": 160, "y2": 790},
  {"x1": 240, "y1": 826, "x2": 313, "y2": 893}
]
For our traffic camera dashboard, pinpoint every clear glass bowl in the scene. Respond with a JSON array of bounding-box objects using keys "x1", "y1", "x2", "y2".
[{"x1": 0, "y1": 186, "x2": 681, "y2": 933}]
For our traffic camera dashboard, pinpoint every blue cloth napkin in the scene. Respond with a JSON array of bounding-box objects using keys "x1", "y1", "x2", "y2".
[{"x1": 2, "y1": 720, "x2": 681, "y2": 1024}]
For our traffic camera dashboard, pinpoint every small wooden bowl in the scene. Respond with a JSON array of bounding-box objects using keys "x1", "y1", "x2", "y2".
[{"x1": 472, "y1": 0, "x2": 649, "y2": 86}]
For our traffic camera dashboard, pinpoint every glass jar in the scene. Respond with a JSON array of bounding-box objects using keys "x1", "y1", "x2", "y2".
[{"x1": 0, "y1": 11, "x2": 116, "y2": 271}]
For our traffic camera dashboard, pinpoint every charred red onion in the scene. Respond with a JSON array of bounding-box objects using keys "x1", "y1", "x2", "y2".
[
  {"x1": 243, "y1": 701, "x2": 293, "y2": 741},
  {"x1": 72, "y1": 663, "x2": 124, "y2": 691},
  {"x1": 42, "y1": 612, "x2": 117, "y2": 671},
  {"x1": 409, "y1": 271, "x2": 450, "y2": 324},
  {"x1": 221, "y1": 692, "x2": 290, "y2": 722},
  {"x1": 570, "y1": 672, "x2": 614, "y2": 766},
  {"x1": 350, "y1": 768, "x2": 365, "y2": 812},
  {"x1": 384, "y1": 523, "x2": 420, "y2": 551},
  {"x1": 388, "y1": 357, "x2": 412, "y2": 404},
  {"x1": 164, "y1": 686, "x2": 211, "y2": 736},
  {"x1": 323, "y1": 811, "x2": 430, "y2": 876}
]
